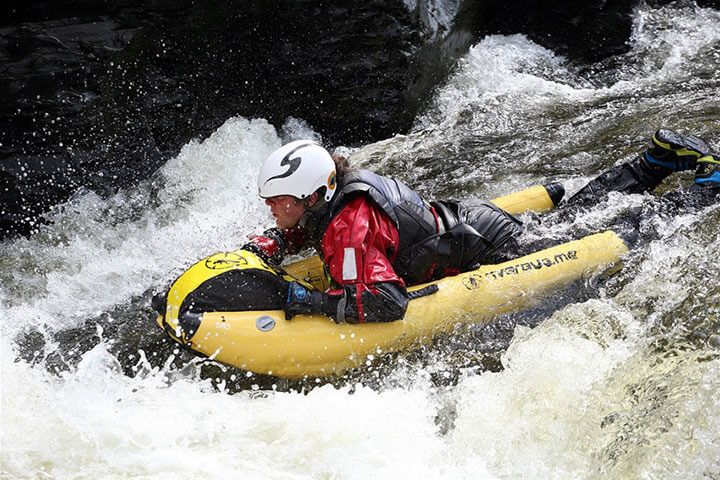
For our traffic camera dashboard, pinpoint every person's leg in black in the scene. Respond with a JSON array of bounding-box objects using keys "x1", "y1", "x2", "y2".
[
  {"x1": 492, "y1": 130, "x2": 718, "y2": 259},
  {"x1": 552, "y1": 129, "x2": 717, "y2": 249},
  {"x1": 566, "y1": 130, "x2": 713, "y2": 207},
  {"x1": 445, "y1": 130, "x2": 718, "y2": 268}
]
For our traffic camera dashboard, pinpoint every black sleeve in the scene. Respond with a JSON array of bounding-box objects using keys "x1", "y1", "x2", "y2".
[{"x1": 316, "y1": 281, "x2": 409, "y2": 324}]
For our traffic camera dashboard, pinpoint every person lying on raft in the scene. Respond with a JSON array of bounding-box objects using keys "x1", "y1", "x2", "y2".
[{"x1": 244, "y1": 131, "x2": 720, "y2": 324}]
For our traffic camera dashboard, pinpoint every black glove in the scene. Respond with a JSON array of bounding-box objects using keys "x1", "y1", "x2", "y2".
[{"x1": 283, "y1": 281, "x2": 326, "y2": 320}]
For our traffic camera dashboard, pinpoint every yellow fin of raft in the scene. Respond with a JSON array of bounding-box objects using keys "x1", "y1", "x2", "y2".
[{"x1": 155, "y1": 185, "x2": 628, "y2": 379}]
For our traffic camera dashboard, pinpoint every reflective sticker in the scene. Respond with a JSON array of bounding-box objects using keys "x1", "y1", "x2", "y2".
[{"x1": 342, "y1": 247, "x2": 358, "y2": 281}]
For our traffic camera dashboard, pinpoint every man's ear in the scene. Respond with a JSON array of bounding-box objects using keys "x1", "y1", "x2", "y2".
[{"x1": 305, "y1": 191, "x2": 320, "y2": 207}]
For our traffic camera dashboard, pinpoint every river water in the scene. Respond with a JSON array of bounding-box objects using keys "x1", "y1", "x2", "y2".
[{"x1": 2, "y1": 3, "x2": 719, "y2": 479}]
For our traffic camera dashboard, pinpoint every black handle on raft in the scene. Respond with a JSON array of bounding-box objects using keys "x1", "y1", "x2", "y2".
[
  {"x1": 151, "y1": 291, "x2": 168, "y2": 314},
  {"x1": 543, "y1": 182, "x2": 565, "y2": 206},
  {"x1": 408, "y1": 284, "x2": 439, "y2": 300}
]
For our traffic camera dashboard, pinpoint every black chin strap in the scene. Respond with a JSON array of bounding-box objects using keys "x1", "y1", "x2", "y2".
[{"x1": 299, "y1": 191, "x2": 329, "y2": 228}]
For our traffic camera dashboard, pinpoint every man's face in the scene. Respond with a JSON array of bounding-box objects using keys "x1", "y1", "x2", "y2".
[{"x1": 265, "y1": 195, "x2": 305, "y2": 229}]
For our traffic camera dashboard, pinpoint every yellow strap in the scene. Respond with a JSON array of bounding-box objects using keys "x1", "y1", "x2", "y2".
[
  {"x1": 653, "y1": 133, "x2": 705, "y2": 159},
  {"x1": 698, "y1": 155, "x2": 720, "y2": 165}
]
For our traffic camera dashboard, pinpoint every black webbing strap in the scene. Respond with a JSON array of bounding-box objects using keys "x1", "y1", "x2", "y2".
[{"x1": 407, "y1": 284, "x2": 439, "y2": 300}]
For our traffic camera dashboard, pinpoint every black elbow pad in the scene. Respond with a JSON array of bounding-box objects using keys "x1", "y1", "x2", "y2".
[{"x1": 359, "y1": 282, "x2": 409, "y2": 323}]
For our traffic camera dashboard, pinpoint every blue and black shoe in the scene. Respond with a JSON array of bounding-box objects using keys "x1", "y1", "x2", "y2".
[
  {"x1": 695, "y1": 155, "x2": 720, "y2": 187},
  {"x1": 643, "y1": 129, "x2": 712, "y2": 172}
]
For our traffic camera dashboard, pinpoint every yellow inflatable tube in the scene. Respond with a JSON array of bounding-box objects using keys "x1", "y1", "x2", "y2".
[{"x1": 156, "y1": 185, "x2": 628, "y2": 379}]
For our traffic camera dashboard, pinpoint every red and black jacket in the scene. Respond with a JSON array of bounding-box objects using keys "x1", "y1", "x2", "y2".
[{"x1": 280, "y1": 170, "x2": 440, "y2": 323}]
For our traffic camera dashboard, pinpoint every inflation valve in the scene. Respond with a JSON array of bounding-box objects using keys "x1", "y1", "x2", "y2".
[{"x1": 256, "y1": 315, "x2": 276, "y2": 332}]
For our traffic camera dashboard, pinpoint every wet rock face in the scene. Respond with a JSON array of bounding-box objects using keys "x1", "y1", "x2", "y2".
[
  {"x1": 3, "y1": 0, "x2": 692, "y2": 238},
  {"x1": 1, "y1": 1, "x2": 424, "y2": 237},
  {"x1": 1, "y1": 11, "x2": 148, "y2": 235}
]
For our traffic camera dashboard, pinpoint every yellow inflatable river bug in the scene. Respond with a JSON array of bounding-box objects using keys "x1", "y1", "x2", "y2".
[{"x1": 155, "y1": 184, "x2": 628, "y2": 378}]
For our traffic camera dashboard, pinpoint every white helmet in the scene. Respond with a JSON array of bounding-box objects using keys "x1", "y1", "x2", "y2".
[{"x1": 258, "y1": 140, "x2": 337, "y2": 202}]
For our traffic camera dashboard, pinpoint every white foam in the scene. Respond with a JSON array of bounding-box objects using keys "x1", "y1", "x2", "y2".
[
  {"x1": 1, "y1": 117, "x2": 279, "y2": 338},
  {"x1": 447, "y1": 299, "x2": 641, "y2": 478},
  {"x1": 1, "y1": 339, "x2": 450, "y2": 479},
  {"x1": 627, "y1": 4, "x2": 720, "y2": 81},
  {"x1": 415, "y1": 34, "x2": 591, "y2": 133}
]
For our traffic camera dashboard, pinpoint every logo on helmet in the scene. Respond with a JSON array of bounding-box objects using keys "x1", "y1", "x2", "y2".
[
  {"x1": 266, "y1": 142, "x2": 313, "y2": 183},
  {"x1": 327, "y1": 171, "x2": 337, "y2": 190}
]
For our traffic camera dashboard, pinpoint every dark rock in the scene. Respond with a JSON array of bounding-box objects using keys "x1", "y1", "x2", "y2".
[
  {"x1": 1, "y1": 13, "x2": 152, "y2": 237},
  {"x1": 1, "y1": 1, "x2": 428, "y2": 238}
]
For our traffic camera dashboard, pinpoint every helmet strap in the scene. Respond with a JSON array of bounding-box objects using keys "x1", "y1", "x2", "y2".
[{"x1": 299, "y1": 189, "x2": 328, "y2": 227}]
